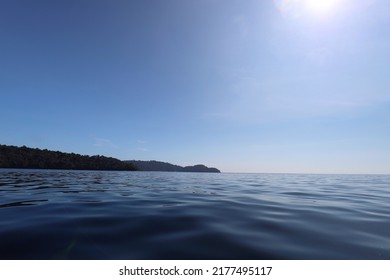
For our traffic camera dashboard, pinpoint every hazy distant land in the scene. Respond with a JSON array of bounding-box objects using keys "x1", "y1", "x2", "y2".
[
  {"x1": 0, "y1": 145, "x2": 220, "y2": 173},
  {"x1": 127, "y1": 160, "x2": 220, "y2": 173}
]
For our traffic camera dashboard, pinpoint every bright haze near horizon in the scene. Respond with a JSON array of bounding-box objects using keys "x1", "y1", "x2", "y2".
[{"x1": 1, "y1": 0, "x2": 390, "y2": 174}]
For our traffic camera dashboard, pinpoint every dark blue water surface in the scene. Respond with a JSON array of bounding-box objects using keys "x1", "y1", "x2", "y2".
[{"x1": 1, "y1": 169, "x2": 390, "y2": 259}]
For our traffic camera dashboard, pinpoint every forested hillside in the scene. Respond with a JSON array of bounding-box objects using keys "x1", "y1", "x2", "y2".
[{"x1": 0, "y1": 145, "x2": 137, "y2": 171}]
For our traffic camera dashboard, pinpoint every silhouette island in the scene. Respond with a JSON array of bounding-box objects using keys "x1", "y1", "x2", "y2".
[{"x1": 0, "y1": 145, "x2": 220, "y2": 173}]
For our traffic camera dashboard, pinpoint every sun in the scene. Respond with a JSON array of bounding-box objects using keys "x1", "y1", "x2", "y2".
[{"x1": 304, "y1": 0, "x2": 340, "y2": 16}]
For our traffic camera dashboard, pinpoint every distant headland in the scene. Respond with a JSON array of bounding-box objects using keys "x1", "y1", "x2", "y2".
[
  {"x1": 126, "y1": 160, "x2": 220, "y2": 173},
  {"x1": 0, "y1": 145, "x2": 220, "y2": 173}
]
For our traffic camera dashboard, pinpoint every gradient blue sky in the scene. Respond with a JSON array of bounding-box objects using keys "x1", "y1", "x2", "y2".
[{"x1": 1, "y1": 0, "x2": 390, "y2": 173}]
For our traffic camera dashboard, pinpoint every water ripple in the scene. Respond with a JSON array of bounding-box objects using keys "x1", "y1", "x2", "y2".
[{"x1": 0, "y1": 170, "x2": 390, "y2": 259}]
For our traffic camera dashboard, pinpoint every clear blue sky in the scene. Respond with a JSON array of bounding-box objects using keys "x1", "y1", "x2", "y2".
[{"x1": 1, "y1": 0, "x2": 390, "y2": 173}]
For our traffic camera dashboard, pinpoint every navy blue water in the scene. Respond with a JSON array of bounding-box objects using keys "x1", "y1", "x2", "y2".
[{"x1": 1, "y1": 169, "x2": 390, "y2": 259}]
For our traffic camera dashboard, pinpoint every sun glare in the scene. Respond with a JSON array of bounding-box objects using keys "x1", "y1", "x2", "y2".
[
  {"x1": 274, "y1": 0, "x2": 343, "y2": 19},
  {"x1": 305, "y1": 0, "x2": 340, "y2": 16}
]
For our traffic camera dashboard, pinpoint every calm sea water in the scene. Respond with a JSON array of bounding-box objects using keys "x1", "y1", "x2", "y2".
[{"x1": 1, "y1": 169, "x2": 390, "y2": 259}]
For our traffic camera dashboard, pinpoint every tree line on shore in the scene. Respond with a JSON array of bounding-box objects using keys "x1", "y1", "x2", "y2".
[
  {"x1": 127, "y1": 160, "x2": 220, "y2": 173},
  {"x1": 0, "y1": 145, "x2": 137, "y2": 171}
]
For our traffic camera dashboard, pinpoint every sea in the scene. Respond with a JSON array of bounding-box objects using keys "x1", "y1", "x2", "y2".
[{"x1": 0, "y1": 169, "x2": 389, "y2": 260}]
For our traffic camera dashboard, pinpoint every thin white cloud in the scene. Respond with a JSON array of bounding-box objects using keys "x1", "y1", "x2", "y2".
[
  {"x1": 207, "y1": 70, "x2": 390, "y2": 125},
  {"x1": 135, "y1": 139, "x2": 149, "y2": 152},
  {"x1": 233, "y1": 15, "x2": 249, "y2": 38},
  {"x1": 93, "y1": 138, "x2": 117, "y2": 149}
]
